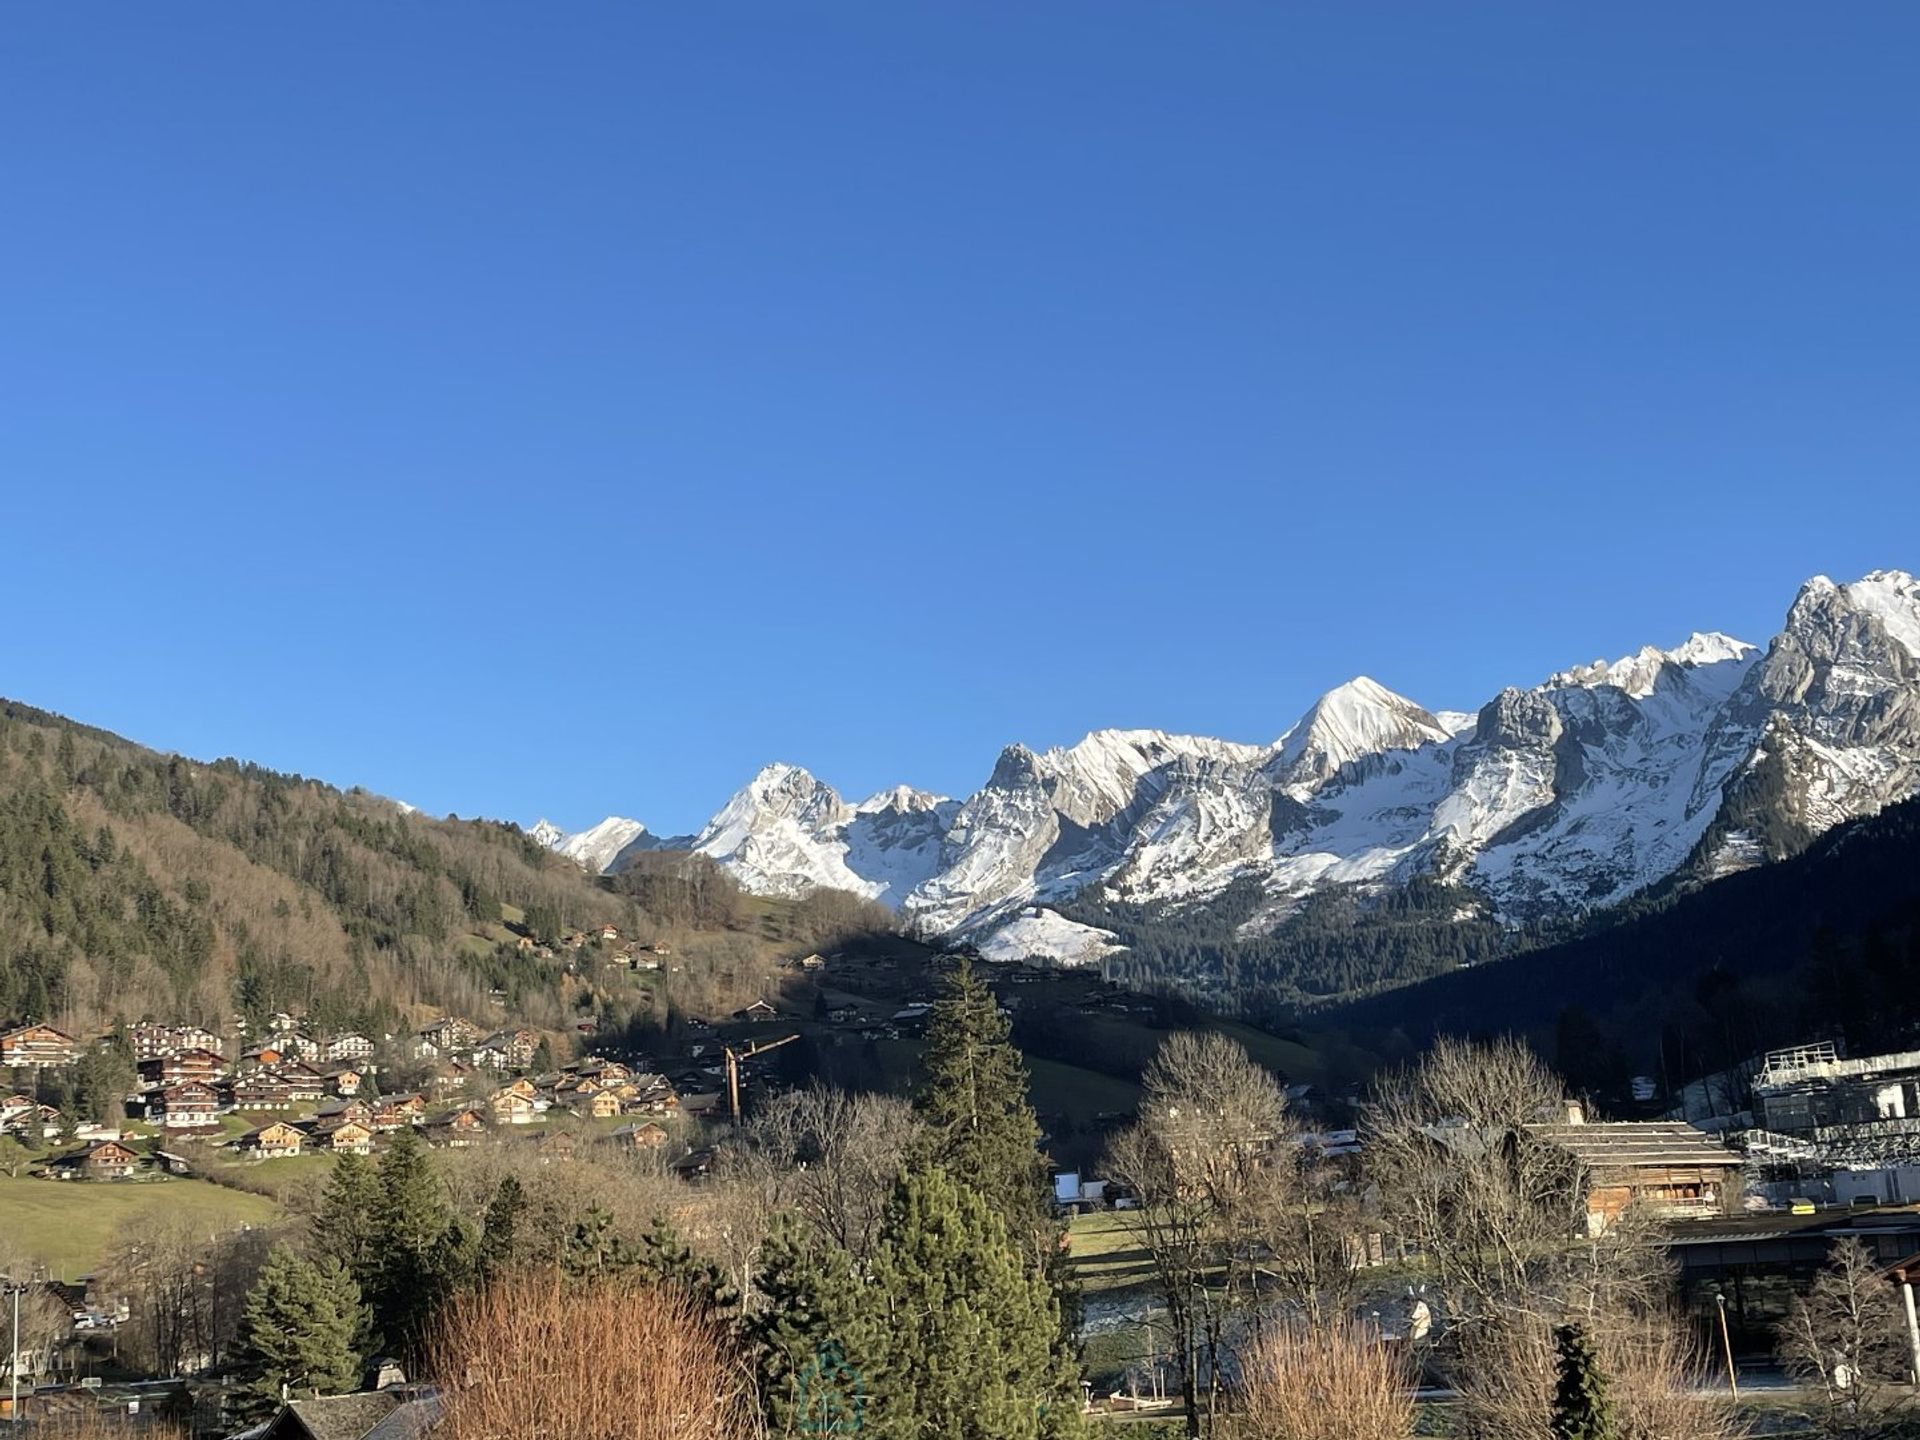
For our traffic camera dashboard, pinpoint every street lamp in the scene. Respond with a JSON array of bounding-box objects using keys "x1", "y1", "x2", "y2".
[
  {"x1": 1713, "y1": 1289, "x2": 1739, "y2": 1400},
  {"x1": 2, "y1": 1279, "x2": 27, "y2": 1426}
]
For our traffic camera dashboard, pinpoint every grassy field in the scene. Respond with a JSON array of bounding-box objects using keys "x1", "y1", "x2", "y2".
[
  {"x1": 1066, "y1": 1209, "x2": 1158, "y2": 1297},
  {"x1": 0, "y1": 1174, "x2": 284, "y2": 1278},
  {"x1": 1029, "y1": 1057, "x2": 1140, "y2": 1123}
]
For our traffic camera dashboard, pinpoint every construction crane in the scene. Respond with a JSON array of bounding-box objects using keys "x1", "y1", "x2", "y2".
[{"x1": 725, "y1": 1033, "x2": 798, "y2": 1124}]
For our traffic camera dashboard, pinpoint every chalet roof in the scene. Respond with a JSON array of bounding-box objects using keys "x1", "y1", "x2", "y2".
[
  {"x1": 1527, "y1": 1122, "x2": 1741, "y2": 1170},
  {"x1": 271, "y1": 1387, "x2": 443, "y2": 1440}
]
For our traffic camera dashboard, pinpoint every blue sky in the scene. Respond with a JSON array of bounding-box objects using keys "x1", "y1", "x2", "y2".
[{"x1": 4, "y1": 5, "x2": 1918, "y2": 835}]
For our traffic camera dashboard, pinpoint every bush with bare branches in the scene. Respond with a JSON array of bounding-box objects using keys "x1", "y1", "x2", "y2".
[
  {"x1": 1230, "y1": 1319, "x2": 1414, "y2": 1440},
  {"x1": 1455, "y1": 1310, "x2": 1744, "y2": 1440},
  {"x1": 429, "y1": 1270, "x2": 760, "y2": 1440}
]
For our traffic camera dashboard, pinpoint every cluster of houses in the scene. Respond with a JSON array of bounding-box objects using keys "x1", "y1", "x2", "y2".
[{"x1": 2, "y1": 1005, "x2": 739, "y2": 1180}]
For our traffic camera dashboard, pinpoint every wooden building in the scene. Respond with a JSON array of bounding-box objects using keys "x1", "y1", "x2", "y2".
[{"x1": 1528, "y1": 1120, "x2": 1744, "y2": 1234}]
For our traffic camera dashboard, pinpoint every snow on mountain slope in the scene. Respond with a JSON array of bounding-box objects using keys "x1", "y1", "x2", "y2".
[
  {"x1": 530, "y1": 815, "x2": 685, "y2": 874},
  {"x1": 572, "y1": 569, "x2": 1920, "y2": 963},
  {"x1": 1273, "y1": 677, "x2": 1456, "y2": 792},
  {"x1": 1696, "y1": 571, "x2": 1920, "y2": 852},
  {"x1": 554, "y1": 817, "x2": 653, "y2": 873},
  {"x1": 1550, "y1": 632, "x2": 1756, "y2": 700},
  {"x1": 977, "y1": 909, "x2": 1123, "y2": 967},
  {"x1": 684, "y1": 765, "x2": 959, "y2": 903}
]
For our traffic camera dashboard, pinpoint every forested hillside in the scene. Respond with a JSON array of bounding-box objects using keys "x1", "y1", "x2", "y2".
[
  {"x1": 1063, "y1": 873, "x2": 1524, "y2": 1013},
  {"x1": 1320, "y1": 794, "x2": 1920, "y2": 1098},
  {"x1": 0, "y1": 698, "x2": 645, "y2": 1036},
  {"x1": 0, "y1": 699, "x2": 892, "y2": 1042}
]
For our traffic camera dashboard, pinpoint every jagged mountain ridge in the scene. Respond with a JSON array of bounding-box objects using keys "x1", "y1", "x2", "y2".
[{"x1": 535, "y1": 570, "x2": 1920, "y2": 963}]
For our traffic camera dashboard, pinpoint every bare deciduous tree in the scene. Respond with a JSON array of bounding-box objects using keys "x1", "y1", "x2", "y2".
[
  {"x1": 1778, "y1": 1237, "x2": 1914, "y2": 1437},
  {"x1": 1106, "y1": 1032, "x2": 1290, "y2": 1438},
  {"x1": 0, "y1": 1239, "x2": 71, "y2": 1389},
  {"x1": 1362, "y1": 1034, "x2": 1680, "y2": 1437},
  {"x1": 739, "y1": 1084, "x2": 918, "y2": 1260}
]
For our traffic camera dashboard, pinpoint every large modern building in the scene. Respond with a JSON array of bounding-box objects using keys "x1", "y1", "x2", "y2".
[{"x1": 1753, "y1": 1042, "x2": 1920, "y2": 1133}]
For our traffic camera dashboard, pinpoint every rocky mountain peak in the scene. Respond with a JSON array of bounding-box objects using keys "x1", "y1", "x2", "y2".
[
  {"x1": 562, "y1": 567, "x2": 1920, "y2": 965},
  {"x1": 1274, "y1": 676, "x2": 1453, "y2": 787}
]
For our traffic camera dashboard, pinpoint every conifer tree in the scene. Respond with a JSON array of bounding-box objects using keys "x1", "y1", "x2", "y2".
[
  {"x1": 313, "y1": 1151, "x2": 383, "y2": 1284},
  {"x1": 562, "y1": 1202, "x2": 638, "y2": 1280},
  {"x1": 750, "y1": 1214, "x2": 885, "y2": 1437},
  {"x1": 635, "y1": 1214, "x2": 738, "y2": 1313},
  {"x1": 231, "y1": 1245, "x2": 371, "y2": 1419},
  {"x1": 368, "y1": 1128, "x2": 470, "y2": 1357},
  {"x1": 911, "y1": 957, "x2": 1050, "y2": 1237},
  {"x1": 1549, "y1": 1324, "x2": 1616, "y2": 1440},
  {"x1": 867, "y1": 1165, "x2": 1084, "y2": 1440},
  {"x1": 912, "y1": 956, "x2": 1083, "y2": 1354},
  {"x1": 476, "y1": 1174, "x2": 525, "y2": 1281}
]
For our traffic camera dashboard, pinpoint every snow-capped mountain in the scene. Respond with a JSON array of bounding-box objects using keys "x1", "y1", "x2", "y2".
[
  {"x1": 548, "y1": 570, "x2": 1920, "y2": 965},
  {"x1": 529, "y1": 815, "x2": 677, "y2": 873}
]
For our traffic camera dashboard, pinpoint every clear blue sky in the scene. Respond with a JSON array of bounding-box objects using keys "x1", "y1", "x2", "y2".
[{"x1": 5, "y1": 5, "x2": 1918, "y2": 835}]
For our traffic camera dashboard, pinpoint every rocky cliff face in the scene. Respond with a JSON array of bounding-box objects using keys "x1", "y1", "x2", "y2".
[{"x1": 539, "y1": 569, "x2": 1920, "y2": 964}]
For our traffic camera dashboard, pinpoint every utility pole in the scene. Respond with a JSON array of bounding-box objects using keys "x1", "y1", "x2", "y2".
[
  {"x1": 1894, "y1": 1262, "x2": 1920, "y2": 1386},
  {"x1": 4, "y1": 1278, "x2": 26, "y2": 1425},
  {"x1": 724, "y1": 1033, "x2": 798, "y2": 1124}
]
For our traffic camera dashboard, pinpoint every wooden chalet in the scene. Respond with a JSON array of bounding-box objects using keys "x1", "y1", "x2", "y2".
[
  {"x1": 424, "y1": 1107, "x2": 486, "y2": 1147},
  {"x1": 611, "y1": 1121, "x2": 669, "y2": 1151},
  {"x1": 251, "y1": 1385, "x2": 443, "y2": 1440},
  {"x1": 317, "y1": 1119, "x2": 376, "y2": 1155},
  {"x1": 1, "y1": 1024, "x2": 79, "y2": 1070},
  {"x1": 239, "y1": 1121, "x2": 304, "y2": 1159},
  {"x1": 570, "y1": 1090, "x2": 621, "y2": 1120},
  {"x1": 1526, "y1": 1120, "x2": 1744, "y2": 1234},
  {"x1": 488, "y1": 1089, "x2": 537, "y2": 1125},
  {"x1": 324, "y1": 1033, "x2": 375, "y2": 1062},
  {"x1": 50, "y1": 1138, "x2": 141, "y2": 1181},
  {"x1": 138, "y1": 1046, "x2": 227, "y2": 1089},
  {"x1": 152, "y1": 1081, "x2": 221, "y2": 1130},
  {"x1": 230, "y1": 1072, "x2": 298, "y2": 1111}
]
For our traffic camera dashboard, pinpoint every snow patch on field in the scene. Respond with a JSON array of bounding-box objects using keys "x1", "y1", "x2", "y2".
[{"x1": 978, "y1": 910, "x2": 1124, "y2": 968}]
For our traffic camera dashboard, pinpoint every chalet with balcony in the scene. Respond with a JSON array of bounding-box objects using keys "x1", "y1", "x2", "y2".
[
  {"x1": 229, "y1": 1072, "x2": 298, "y2": 1111},
  {"x1": 424, "y1": 1107, "x2": 486, "y2": 1147},
  {"x1": 1526, "y1": 1118, "x2": 1744, "y2": 1234},
  {"x1": 1, "y1": 1024, "x2": 79, "y2": 1070},
  {"x1": 317, "y1": 1119, "x2": 376, "y2": 1155},
  {"x1": 324, "y1": 1033, "x2": 375, "y2": 1062},
  {"x1": 239, "y1": 1122, "x2": 304, "y2": 1159},
  {"x1": 152, "y1": 1082, "x2": 221, "y2": 1131},
  {"x1": 50, "y1": 1139, "x2": 141, "y2": 1181},
  {"x1": 138, "y1": 1047, "x2": 227, "y2": 1090}
]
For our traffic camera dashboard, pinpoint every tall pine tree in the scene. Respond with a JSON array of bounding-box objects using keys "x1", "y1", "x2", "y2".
[
  {"x1": 912, "y1": 957, "x2": 1081, "y2": 1348},
  {"x1": 911, "y1": 957, "x2": 1050, "y2": 1237},
  {"x1": 313, "y1": 1151, "x2": 383, "y2": 1283},
  {"x1": 231, "y1": 1246, "x2": 371, "y2": 1419},
  {"x1": 368, "y1": 1128, "x2": 471, "y2": 1358},
  {"x1": 476, "y1": 1175, "x2": 526, "y2": 1282},
  {"x1": 868, "y1": 1164, "x2": 1085, "y2": 1440}
]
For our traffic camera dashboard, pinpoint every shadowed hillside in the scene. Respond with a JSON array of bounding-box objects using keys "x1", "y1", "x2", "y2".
[{"x1": 1319, "y1": 794, "x2": 1920, "y2": 1096}]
